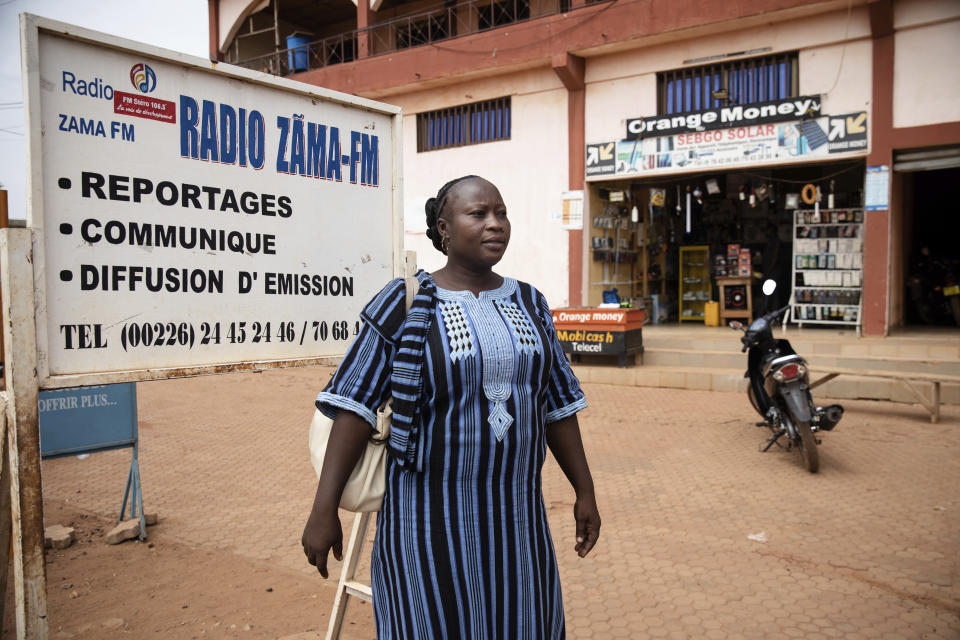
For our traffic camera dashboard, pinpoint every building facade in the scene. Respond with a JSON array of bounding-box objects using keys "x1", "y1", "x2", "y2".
[{"x1": 210, "y1": 0, "x2": 960, "y2": 335}]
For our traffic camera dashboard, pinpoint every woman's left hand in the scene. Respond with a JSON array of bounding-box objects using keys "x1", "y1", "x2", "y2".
[
  {"x1": 573, "y1": 492, "x2": 600, "y2": 557},
  {"x1": 546, "y1": 415, "x2": 600, "y2": 558}
]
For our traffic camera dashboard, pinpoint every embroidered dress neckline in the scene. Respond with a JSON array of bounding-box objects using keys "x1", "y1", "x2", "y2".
[
  {"x1": 432, "y1": 277, "x2": 520, "y2": 440},
  {"x1": 434, "y1": 277, "x2": 516, "y2": 301}
]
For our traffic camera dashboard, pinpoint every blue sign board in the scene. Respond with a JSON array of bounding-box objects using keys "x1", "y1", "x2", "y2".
[{"x1": 38, "y1": 383, "x2": 137, "y2": 459}]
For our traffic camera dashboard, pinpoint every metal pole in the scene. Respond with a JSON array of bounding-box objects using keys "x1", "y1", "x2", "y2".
[{"x1": 1, "y1": 228, "x2": 49, "y2": 639}]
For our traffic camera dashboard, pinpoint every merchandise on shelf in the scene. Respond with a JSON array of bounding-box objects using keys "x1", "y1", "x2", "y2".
[
  {"x1": 679, "y1": 245, "x2": 710, "y2": 322},
  {"x1": 789, "y1": 208, "x2": 864, "y2": 328}
]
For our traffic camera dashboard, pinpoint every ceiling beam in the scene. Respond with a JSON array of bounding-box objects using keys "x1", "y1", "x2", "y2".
[
  {"x1": 551, "y1": 52, "x2": 585, "y2": 92},
  {"x1": 867, "y1": 0, "x2": 893, "y2": 38}
]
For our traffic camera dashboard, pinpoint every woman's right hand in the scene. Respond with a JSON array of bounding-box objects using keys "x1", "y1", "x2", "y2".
[
  {"x1": 302, "y1": 410, "x2": 374, "y2": 578},
  {"x1": 302, "y1": 507, "x2": 343, "y2": 578}
]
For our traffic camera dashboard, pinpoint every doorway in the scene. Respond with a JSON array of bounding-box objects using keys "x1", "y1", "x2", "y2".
[{"x1": 900, "y1": 166, "x2": 960, "y2": 326}]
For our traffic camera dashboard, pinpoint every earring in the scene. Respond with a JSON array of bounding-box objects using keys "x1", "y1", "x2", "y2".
[{"x1": 441, "y1": 235, "x2": 450, "y2": 254}]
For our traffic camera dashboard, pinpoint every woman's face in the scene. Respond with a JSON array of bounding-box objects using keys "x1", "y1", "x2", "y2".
[{"x1": 437, "y1": 178, "x2": 510, "y2": 269}]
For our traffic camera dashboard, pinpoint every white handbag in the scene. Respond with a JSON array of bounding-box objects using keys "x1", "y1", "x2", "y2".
[
  {"x1": 308, "y1": 405, "x2": 391, "y2": 512},
  {"x1": 308, "y1": 276, "x2": 417, "y2": 513}
]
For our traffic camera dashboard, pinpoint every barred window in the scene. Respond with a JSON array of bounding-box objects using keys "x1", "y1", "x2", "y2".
[
  {"x1": 478, "y1": 0, "x2": 530, "y2": 30},
  {"x1": 396, "y1": 14, "x2": 449, "y2": 50},
  {"x1": 416, "y1": 97, "x2": 511, "y2": 152},
  {"x1": 321, "y1": 37, "x2": 356, "y2": 65},
  {"x1": 657, "y1": 52, "x2": 799, "y2": 115}
]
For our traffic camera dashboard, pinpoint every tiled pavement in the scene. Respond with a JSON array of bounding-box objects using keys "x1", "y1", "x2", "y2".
[{"x1": 41, "y1": 366, "x2": 960, "y2": 638}]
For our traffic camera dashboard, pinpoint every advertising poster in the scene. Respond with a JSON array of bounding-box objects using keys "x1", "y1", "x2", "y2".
[
  {"x1": 560, "y1": 190, "x2": 583, "y2": 229},
  {"x1": 23, "y1": 18, "x2": 400, "y2": 381},
  {"x1": 610, "y1": 112, "x2": 868, "y2": 177},
  {"x1": 585, "y1": 142, "x2": 616, "y2": 176},
  {"x1": 865, "y1": 165, "x2": 890, "y2": 211}
]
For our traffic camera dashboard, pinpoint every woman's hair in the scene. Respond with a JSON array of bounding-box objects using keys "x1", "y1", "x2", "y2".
[{"x1": 425, "y1": 175, "x2": 480, "y2": 253}]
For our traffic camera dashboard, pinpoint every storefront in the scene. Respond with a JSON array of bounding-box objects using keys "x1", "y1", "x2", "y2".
[
  {"x1": 584, "y1": 97, "x2": 870, "y2": 330},
  {"x1": 891, "y1": 146, "x2": 960, "y2": 327}
]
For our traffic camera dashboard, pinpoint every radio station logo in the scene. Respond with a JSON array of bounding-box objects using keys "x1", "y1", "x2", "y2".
[{"x1": 130, "y1": 63, "x2": 157, "y2": 93}]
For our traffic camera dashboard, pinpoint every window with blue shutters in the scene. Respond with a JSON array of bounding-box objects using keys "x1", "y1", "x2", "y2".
[
  {"x1": 657, "y1": 52, "x2": 799, "y2": 115},
  {"x1": 416, "y1": 97, "x2": 511, "y2": 152}
]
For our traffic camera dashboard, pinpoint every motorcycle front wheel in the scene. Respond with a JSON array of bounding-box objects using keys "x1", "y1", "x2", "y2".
[
  {"x1": 747, "y1": 385, "x2": 761, "y2": 415},
  {"x1": 796, "y1": 420, "x2": 819, "y2": 473}
]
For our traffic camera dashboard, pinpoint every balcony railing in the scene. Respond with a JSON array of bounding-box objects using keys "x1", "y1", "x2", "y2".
[{"x1": 233, "y1": 0, "x2": 582, "y2": 76}]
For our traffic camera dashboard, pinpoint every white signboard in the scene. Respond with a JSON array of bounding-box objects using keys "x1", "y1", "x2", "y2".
[{"x1": 22, "y1": 16, "x2": 401, "y2": 386}]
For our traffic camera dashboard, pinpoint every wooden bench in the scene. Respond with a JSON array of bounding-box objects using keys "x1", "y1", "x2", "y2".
[{"x1": 808, "y1": 366, "x2": 960, "y2": 424}]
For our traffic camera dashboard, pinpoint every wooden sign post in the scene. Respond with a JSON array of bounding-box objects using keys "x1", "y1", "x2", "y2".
[{"x1": 1, "y1": 228, "x2": 49, "y2": 638}]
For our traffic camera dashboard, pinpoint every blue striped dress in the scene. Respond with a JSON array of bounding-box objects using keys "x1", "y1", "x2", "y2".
[{"x1": 317, "y1": 274, "x2": 587, "y2": 639}]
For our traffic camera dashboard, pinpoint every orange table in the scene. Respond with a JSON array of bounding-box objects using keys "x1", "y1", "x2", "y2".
[{"x1": 550, "y1": 307, "x2": 645, "y2": 367}]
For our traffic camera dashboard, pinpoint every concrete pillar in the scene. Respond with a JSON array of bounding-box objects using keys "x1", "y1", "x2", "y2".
[
  {"x1": 207, "y1": 0, "x2": 222, "y2": 62},
  {"x1": 357, "y1": 0, "x2": 376, "y2": 59},
  {"x1": 863, "y1": 0, "x2": 893, "y2": 336},
  {"x1": 553, "y1": 52, "x2": 586, "y2": 307}
]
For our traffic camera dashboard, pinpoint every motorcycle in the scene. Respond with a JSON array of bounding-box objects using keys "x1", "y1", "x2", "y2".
[
  {"x1": 907, "y1": 248, "x2": 960, "y2": 327},
  {"x1": 729, "y1": 281, "x2": 844, "y2": 473}
]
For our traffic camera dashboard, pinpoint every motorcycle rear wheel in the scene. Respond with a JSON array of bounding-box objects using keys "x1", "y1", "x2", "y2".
[{"x1": 796, "y1": 420, "x2": 819, "y2": 473}]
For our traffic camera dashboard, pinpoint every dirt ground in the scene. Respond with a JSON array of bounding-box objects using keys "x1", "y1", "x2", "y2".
[
  {"x1": 4, "y1": 365, "x2": 377, "y2": 640},
  {"x1": 5, "y1": 500, "x2": 375, "y2": 639},
  {"x1": 2, "y1": 366, "x2": 958, "y2": 639}
]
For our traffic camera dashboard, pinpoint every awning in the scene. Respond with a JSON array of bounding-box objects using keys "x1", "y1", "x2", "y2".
[{"x1": 894, "y1": 146, "x2": 960, "y2": 172}]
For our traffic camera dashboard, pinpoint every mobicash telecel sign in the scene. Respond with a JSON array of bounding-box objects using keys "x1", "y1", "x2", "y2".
[
  {"x1": 22, "y1": 16, "x2": 400, "y2": 382},
  {"x1": 625, "y1": 95, "x2": 822, "y2": 140}
]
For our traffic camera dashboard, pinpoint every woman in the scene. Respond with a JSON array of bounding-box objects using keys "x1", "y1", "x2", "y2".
[{"x1": 302, "y1": 175, "x2": 600, "y2": 639}]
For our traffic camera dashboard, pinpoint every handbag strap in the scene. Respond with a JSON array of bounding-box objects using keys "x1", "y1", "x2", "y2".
[
  {"x1": 403, "y1": 275, "x2": 417, "y2": 315},
  {"x1": 371, "y1": 276, "x2": 417, "y2": 432}
]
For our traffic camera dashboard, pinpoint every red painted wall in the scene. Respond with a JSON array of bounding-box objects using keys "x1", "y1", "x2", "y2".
[{"x1": 289, "y1": 0, "x2": 828, "y2": 98}]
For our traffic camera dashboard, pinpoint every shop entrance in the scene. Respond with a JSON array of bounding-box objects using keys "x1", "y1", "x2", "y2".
[
  {"x1": 899, "y1": 166, "x2": 960, "y2": 326},
  {"x1": 585, "y1": 161, "x2": 866, "y2": 325}
]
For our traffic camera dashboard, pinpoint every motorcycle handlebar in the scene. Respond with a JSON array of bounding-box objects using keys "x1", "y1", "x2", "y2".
[
  {"x1": 764, "y1": 305, "x2": 790, "y2": 323},
  {"x1": 740, "y1": 305, "x2": 790, "y2": 352}
]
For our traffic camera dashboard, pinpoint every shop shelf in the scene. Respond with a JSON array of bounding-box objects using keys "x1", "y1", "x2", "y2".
[
  {"x1": 787, "y1": 208, "x2": 864, "y2": 332},
  {"x1": 679, "y1": 245, "x2": 710, "y2": 323}
]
